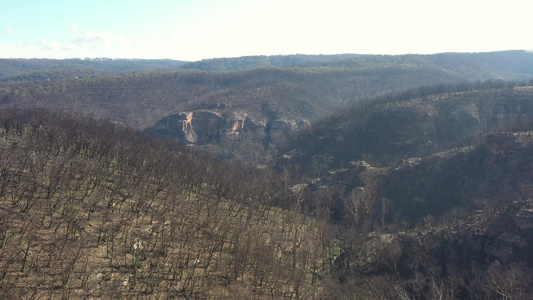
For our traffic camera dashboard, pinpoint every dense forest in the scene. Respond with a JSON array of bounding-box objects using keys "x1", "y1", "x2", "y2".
[
  {"x1": 181, "y1": 50, "x2": 533, "y2": 75},
  {"x1": 1, "y1": 51, "x2": 533, "y2": 299},
  {"x1": 0, "y1": 58, "x2": 189, "y2": 83}
]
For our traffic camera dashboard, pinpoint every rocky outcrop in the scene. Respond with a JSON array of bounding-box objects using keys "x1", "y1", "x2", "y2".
[
  {"x1": 147, "y1": 109, "x2": 309, "y2": 152},
  {"x1": 148, "y1": 110, "x2": 224, "y2": 144},
  {"x1": 224, "y1": 112, "x2": 266, "y2": 141}
]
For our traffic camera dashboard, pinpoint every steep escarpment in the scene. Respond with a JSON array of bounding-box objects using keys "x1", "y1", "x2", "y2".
[{"x1": 147, "y1": 109, "x2": 308, "y2": 163}]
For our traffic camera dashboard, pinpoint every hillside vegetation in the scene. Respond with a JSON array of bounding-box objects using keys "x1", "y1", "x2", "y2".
[
  {"x1": 0, "y1": 109, "x2": 342, "y2": 299},
  {"x1": 2, "y1": 94, "x2": 533, "y2": 298},
  {"x1": 283, "y1": 80, "x2": 533, "y2": 173},
  {"x1": 180, "y1": 51, "x2": 533, "y2": 76},
  {"x1": 2, "y1": 52, "x2": 533, "y2": 298},
  {"x1": 274, "y1": 82, "x2": 533, "y2": 298},
  {"x1": 0, "y1": 58, "x2": 188, "y2": 83},
  {"x1": 178, "y1": 54, "x2": 358, "y2": 71},
  {"x1": 280, "y1": 80, "x2": 533, "y2": 225},
  {"x1": 2, "y1": 51, "x2": 533, "y2": 165}
]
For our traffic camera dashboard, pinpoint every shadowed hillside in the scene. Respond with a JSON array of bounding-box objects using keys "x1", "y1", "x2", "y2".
[
  {"x1": 274, "y1": 81, "x2": 533, "y2": 298},
  {"x1": 282, "y1": 80, "x2": 533, "y2": 174}
]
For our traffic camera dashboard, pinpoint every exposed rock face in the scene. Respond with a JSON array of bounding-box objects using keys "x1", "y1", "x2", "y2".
[
  {"x1": 224, "y1": 114, "x2": 266, "y2": 141},
  {"x1": 149, "y1": 110, "x2": 224, "y2": 144},
  {"x1": 147, "y1": 109, "x2": 308, "y2": 154},
  {"x1": 183, "y1": 111, "x2": 224, "y2": 144}
]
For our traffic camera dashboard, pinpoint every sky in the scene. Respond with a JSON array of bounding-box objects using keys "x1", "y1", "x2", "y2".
[{"x1": 1, "y1": 0, "x2": 532, "y2": 61}]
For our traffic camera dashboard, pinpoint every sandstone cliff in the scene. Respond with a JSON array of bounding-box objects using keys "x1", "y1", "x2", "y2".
[{"x1": 147, "y1": 109, "x2": 308, "y2": 163}]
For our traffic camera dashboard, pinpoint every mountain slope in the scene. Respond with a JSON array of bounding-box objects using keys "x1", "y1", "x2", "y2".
[
  {"x1": 0, "y1": 65, "x2": 467, "y2": 164},
  {"x1": 321, "y1": 131, "x2": 533, "y2": 299},
  {"x1": 282, "y1": 81, "x2": 533, "y2": 174},
  {"x1": 0, "y1": 109, "x2": 340, "y2": 299},
  {"x1": 1, "y1": 51, "x2": 533, "y2": 166},
  {"x1": 274, "y1": 82, "x2": 533, "y2": 298},
  {"x1": 2, "y1": 64, "x2": 533, "y2": 298},
  {"x1": 1, "y1": 107, "x2": 532, "y2": 299}
]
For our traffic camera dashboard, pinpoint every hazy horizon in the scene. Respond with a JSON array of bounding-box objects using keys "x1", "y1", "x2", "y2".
[{"x1": 2, "y1": 0, "x2": 532, "y2": 61}]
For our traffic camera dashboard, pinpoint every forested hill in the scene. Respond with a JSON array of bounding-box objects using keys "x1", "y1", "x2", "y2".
[
  {"x1": 178, "y1": 54, "x2": 358, "y2": 71},
  {"x1": 321, "y1": 50, "x2": 533, "y2": 79},
  {"x1": 0, "y1": 108, "x2": 332, "y2": 299},
  {"x1": 281, "y1": 80, "x2": 533, "y2": 176},
  {"x1": 2, "y1": 51, "x2": 533, "y2": 165},
  {"x1": 179, "y1": 50, "x2": 533, "y2": 76},
  {"x1": 4, "y1": 50, "x2": 533, "y2": 83},
  {"x1": 0, "y1": 62, "x2": 475, "y2": 129},
  {"x1": 271, "y1": 82, "x2": 533, "y2": 299},
  {"x1": 277, "y1": 80, "x2": 533, "y2": 227},
  {"x1": 0, "y1": 58, "x2": 189, "y2": 82}
]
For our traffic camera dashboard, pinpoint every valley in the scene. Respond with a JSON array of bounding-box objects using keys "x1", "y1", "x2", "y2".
[{"x1": 1, "y1": 51, "x2": 533, "y2": 299}]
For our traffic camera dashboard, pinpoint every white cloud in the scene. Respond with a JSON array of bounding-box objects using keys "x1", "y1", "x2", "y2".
[
  {"x1": 67, "y1": 24, "x2": 78, "y2": 30},
  {"x1": 67, "y1": 31, "x2": 171, "y2": 59},
  {"x1": 73, "y1": 31, "x2": 114, "y2": 46},
  {"x1": 0, "y1": 31, "x2": 125, "y2": 59},
  {"x1": 6, "y1": 27, "x2": 12, "y2": 32},
  {"x1": 39, "y1": 38, "x2": 75, "y2": 52},
  {"x1": 0, "y1": 41, "x2": 46, "y2": 58}
]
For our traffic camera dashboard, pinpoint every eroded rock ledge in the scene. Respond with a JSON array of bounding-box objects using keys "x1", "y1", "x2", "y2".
[{"x1": 148, "y1": 109, "x2": 308, "y2": 147}]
